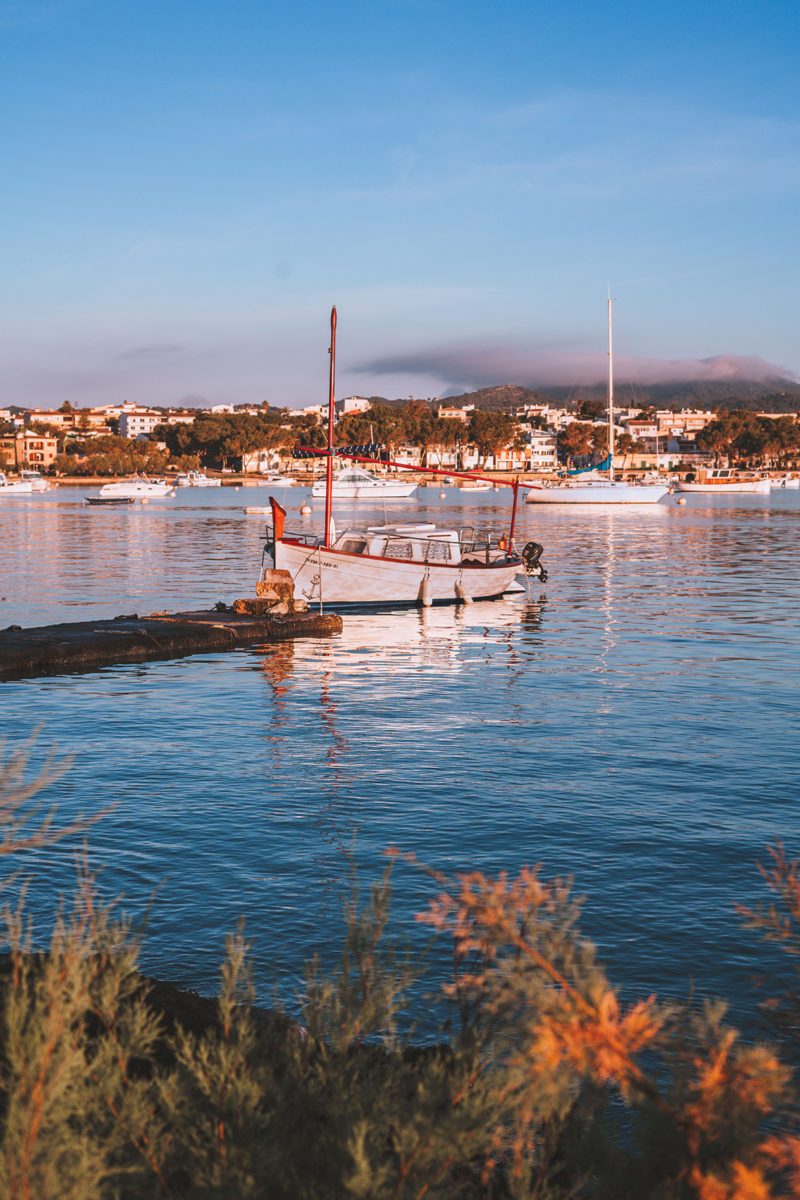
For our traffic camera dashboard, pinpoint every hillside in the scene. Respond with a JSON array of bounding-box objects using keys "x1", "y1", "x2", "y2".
[{"x1": 348, "y1": 379, "x2": 800, "y2": 415}]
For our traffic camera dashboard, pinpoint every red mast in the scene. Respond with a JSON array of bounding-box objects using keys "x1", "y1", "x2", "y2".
[{"x1": 324, "y1": 306, "x2": 337, "y2": 548}]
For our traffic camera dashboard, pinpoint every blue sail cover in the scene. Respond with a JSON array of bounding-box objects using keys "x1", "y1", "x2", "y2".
[
  {"x1": 293, "y1": 443, "x2": 383, "y2": 460},
  {"x1": 566, "y1": 453, "x2": 612, "y2": 476}
]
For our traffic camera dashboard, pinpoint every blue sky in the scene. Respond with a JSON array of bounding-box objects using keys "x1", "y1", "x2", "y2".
[{"x1": 2, "y1": 0, "x2": 799, "y2": 409}]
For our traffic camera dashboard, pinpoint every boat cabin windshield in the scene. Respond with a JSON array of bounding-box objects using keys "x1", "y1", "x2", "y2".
[{"x1": 330, "y1": 523, "x2": 512, "y2": 565}]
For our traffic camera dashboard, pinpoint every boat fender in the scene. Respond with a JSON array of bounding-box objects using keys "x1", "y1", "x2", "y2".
[
  {"x1": 455, "y1": 582, "x2": 472, "y2": 605},
  {"x1": 521, "y1": 541, "x2": 544, "y2": 575},
  {"x1": 419, "y1": 575, "x2": 433, "y2": 608}
]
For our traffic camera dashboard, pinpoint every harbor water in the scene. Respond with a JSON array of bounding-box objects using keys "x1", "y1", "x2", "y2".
[{"x1": 1, "y1": 483, "x2": 799, "y2": 1034}]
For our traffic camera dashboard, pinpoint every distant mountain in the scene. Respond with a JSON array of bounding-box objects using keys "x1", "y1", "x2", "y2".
[
  {"x1": 348, "y1": 379, "x2": 800, "y2": 415},
  {"x1": 440, "y1": 378, "x2": 800, "y2": 414}
]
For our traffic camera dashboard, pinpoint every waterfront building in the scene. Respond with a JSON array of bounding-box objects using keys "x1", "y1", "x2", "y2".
[
  {"x1": 524, "y1": 431, "x2": 558, "y2": 471},
  {"x1": 0, "y1": 432, "x2": 58, "y2": 470}
]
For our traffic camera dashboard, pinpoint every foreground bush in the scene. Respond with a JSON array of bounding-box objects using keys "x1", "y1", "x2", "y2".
[{"x1": 2, "y1": 745, "x2": 800, "y2": 1198}]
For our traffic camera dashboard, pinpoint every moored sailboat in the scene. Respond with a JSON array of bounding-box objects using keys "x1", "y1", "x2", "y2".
[{"x1": 525, "y1": 298, "x2": 671, "y2": 505}]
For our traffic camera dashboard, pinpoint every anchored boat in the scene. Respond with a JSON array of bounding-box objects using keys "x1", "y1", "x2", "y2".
[
  {"x1": 175, "y1": 470, "x2": 222, "y2": 487},
  {"x1": 96, "y1": 475, "x2": 175, "y2": 500},
  {"x1": 525, "y1": 297, "x2": 670, "y2": 505},
  {"x1": 263, "y1": 308, "x2": 547, "y2": 608},
  {"x1": 676, "y1": 468, "x2": 771, "y2": 494},
  {"x1": 0, "y1": 472, "x2": 34, "y2": 494},
  {"x1": 310, "y1": 464, "x2": 416, "y2": 499}
]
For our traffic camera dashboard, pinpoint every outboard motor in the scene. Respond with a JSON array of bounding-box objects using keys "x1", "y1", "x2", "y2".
[{"x1": 521, "y1": 541, "x2": 548, "y2": 582}]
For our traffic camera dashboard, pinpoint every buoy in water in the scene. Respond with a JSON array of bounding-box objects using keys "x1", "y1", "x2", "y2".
[
  {"x1": 676, "y1": 496, "x2": 687, "y2": 506},
  {"x1": 439, "y1": 491, "x2": 446, "y2": 499},
  {"x1": 300, "y1": 503, "x2": 312, "y2": 515}
]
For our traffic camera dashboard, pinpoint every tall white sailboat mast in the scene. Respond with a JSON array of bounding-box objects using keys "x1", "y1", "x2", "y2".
[{"x1": 607, "y1": 292, "x2": 615, "y2": 483}]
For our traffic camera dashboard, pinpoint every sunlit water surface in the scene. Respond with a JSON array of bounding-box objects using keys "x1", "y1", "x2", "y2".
[{"x1": 1, "y1": 484, "x2": 799, "y2": 1033}]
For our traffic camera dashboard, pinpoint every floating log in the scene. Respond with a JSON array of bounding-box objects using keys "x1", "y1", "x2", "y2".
[{"x1": 0, "y1": 607, "x2": 342, "y2": 682}]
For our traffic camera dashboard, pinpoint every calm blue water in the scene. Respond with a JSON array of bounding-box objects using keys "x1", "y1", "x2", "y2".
[{"x1": 1, "y1": 483, "x2": 799, "y2": 1033}]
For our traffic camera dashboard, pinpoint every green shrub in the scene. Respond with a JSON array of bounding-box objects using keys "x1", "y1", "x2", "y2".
[{"x1": 2, "y1": 744, "x2": 800, "y2": 1198}]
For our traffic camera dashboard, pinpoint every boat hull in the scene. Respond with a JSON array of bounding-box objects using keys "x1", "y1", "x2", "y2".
[
  {"x1": 310, "y1": 482, "x2": 417, "y2": 498},
  {"x1": 274, "y1": 539, "x2": 523, "y2": 606},
  {"x1": 98, "y1": 480, "x2": 174, "y2": 498},
  {"x1": 676, "y1": 480, "x2": 770, "y2": 494},
  {"x1": 85, "y1": 496, "x2": 135, "y2": 506},
  {"x1": 525, "y1": 482, "x2": 669, "y2": 504}
]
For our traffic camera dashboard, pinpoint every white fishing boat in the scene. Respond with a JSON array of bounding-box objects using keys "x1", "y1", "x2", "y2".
[
  {"x1": 310, "y1": 464, "x2": 416, "y2": 499},
  {"x1": 0, "y1": 472, "x2": 33, "y2": 494},
  {"x1": 175, "y1": 470, "x2": 221, "y2": 487},
  {"x1": 525, "y1": 298, "x2": 670, "y2": 506},
  {"x1": 266, "y1": 512, "x2": 542, "y2": 607},
  {"x1": 96, "y1": 475, "x2": 175, "y2": 499},
  {"x1": 264, "y1": 308, "x2": 547, "y2": 608},
  {"x1": 676, "y1": 468, "x2": 771, "y2": 494},
  {"x1": 21, "y1": 469, "x2": 50, "y2": 491}
]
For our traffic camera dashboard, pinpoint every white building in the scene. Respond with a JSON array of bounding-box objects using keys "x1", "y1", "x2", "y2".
[
  {"x1": 525, "y1": 432, "x2": 558, "y2": 471},
  {"x1": 242, "y1": 448, "x2": 286, "y2": 474},
  {"x1": 117, "y1": 407, "x2": 163, "y2": 439},
  {"x1": 334, "y1": 396, "x2": 373, "y2": 418},
  {"x1": 435, "y1": 404, "x2": 474, "y2": 423}
]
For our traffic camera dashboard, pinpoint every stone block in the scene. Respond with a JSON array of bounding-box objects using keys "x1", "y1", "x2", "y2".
[{"x1": 256, "y1": 569, "x2": 295, "y2": 602}]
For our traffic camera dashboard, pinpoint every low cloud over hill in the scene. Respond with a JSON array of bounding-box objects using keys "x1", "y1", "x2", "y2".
[{"x1": 355, "y1": 345, "x2": 796, "y2": 391}]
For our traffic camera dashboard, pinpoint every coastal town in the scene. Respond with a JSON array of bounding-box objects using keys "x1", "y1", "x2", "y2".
[{"x1": 2, "y1": 388, "x2": 800, "y2": 481}]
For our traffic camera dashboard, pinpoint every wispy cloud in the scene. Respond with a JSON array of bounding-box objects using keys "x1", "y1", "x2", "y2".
[
  {"x1": 115, "y1": 344, "x2": 183, "y2": 361},
  {"x1": 333, "y1": 88, "x2": 800, "y2": 208}
]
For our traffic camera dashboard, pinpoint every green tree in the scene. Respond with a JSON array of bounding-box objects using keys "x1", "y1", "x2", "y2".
[
  {"x1": 557, "y1": 421, "x2": 595, "y2": 464},
  {"x1": 467, "y1": 410, "x2": 520, "y2": 467}
]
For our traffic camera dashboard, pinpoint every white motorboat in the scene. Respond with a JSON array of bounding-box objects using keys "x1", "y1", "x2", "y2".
[
  {"x1": 525, "y1": 298, "x2": 670, "y2": 506},
  {"x1": 0, "y1": 472, "x2": 34, "y2": 494},
  {"x1": 96, "y1": 475, "x2": 175, "y2": 499},
  {"x1": 772, "y1": 473, "x2": 799, "y2": 490},
  {"x1": 260, "y1": 471, "x2": 296, "y2": 486},
  {"x1": 676, "y1": 468, "x2": 771, "y2": 494},
  {"x1": 310, "y1": 465, "x2": 416, "y2": 499},
  {"x1": 265, "y1": 307, "x2": 547, "y2": 608},
  {"x1": 21, "y1": 469, "x2": 50, "y2": 491},
  {"x1": 175, "y1": 470, "x2": 221, "y2": 487}
]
